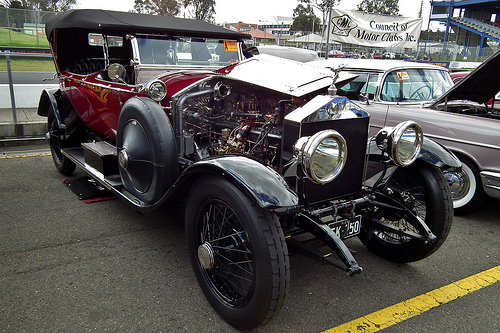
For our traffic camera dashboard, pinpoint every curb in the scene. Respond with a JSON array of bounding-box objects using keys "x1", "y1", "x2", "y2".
[
  {"x1": 0, "y1": 108, "x2": 47, "y2": 146},
  {"x1": 0, "y1": 122, "x2": 47, "y2": 138}
]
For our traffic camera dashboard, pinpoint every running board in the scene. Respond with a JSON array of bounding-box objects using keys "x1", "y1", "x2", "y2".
[{"x1": 62, "y1": 145, "x2": 150, "y2": 210}]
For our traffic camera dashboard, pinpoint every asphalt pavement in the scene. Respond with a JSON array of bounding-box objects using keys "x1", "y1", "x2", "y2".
[
  {"x1": 0, "y1": 144, "x2": 499, "y2": 332},
  {"x1": 0, "y1": 71, "x2": 57, "y2": 84}
]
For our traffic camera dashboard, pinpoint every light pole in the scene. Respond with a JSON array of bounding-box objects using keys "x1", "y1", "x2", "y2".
[{"x1": 324, "y1": 0, "x2": 333, "y2": 59}]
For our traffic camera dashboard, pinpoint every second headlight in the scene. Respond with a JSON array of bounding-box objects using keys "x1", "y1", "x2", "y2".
[
  {"x1": 295, "y1": 130, "x2": 347, "y2": 184},
  {"x1": 145, "y1": 80, "x2": 167, "y2": 102},
  {"x1": 376, "y1": 121, "x2": 423, "y2": 167}
]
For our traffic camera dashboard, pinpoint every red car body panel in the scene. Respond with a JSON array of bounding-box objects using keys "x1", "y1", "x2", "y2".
[{"x1": 60, "y1": 70, "x2": 216, "y2": 139}]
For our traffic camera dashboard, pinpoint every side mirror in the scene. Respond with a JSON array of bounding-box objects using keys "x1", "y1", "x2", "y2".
[
  {"x1": 108, "y1": 63, "x2": 127, "y2": 83},
  {"x1": 359, "y1": 92, "x2": 369, "y2": 105}
]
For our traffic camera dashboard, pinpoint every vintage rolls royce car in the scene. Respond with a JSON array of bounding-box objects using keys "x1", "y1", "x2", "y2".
[
  {"x1": 312, "y1": 56, "x2": 500, "y2": 214},
  {"x1": 38, "y1": 10, "x2": 460, "y2": 329}
]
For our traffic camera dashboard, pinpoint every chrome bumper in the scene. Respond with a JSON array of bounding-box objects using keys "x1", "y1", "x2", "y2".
[{"x1": 481, "y1": 171, "x2": 500, "y2": 201}]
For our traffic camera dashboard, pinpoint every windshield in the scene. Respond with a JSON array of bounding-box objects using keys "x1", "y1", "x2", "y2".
[
  {"x1": 380, "y1": 69, "x2": 453, "y2": 103},
  {"x1": 338, "y1": 73, "x2": 378, "y2": 100},
  {"x1": 136, "y1": 37, "x2": 240, "y2": 66}
]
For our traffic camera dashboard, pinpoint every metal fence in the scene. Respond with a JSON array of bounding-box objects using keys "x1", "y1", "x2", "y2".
[
  {"x1": 283, "y1": 36, "x2": 499, "y2": 63},
  {"x1": 0, "y1": 7, "x2": 56, "y2": 48}
]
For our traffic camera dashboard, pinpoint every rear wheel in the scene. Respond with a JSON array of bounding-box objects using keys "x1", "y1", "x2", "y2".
[
  {"x1": 360, "y1": 162, "x2": 453, "y2": 263},
  {"x1": 185, "y1": 177, "x2": 289, "y2": 330},
  {"x1": 48, "y1": 106, "x2": 76, "y2": 175}
]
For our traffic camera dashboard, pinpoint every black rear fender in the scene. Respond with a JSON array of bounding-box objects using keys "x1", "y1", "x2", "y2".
[{"x1": 37, "y1": 88, "x2": 60, "y2": 121}]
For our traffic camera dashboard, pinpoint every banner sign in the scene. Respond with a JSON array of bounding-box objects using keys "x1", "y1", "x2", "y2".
[{"x1": 329, "y1": 9, "x2": 422, "y2": 48}]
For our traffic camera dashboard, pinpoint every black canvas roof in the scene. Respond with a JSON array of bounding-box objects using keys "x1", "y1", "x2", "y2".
[{"x1": 46, "y1": 9, "x2": 249, "y2": 41}]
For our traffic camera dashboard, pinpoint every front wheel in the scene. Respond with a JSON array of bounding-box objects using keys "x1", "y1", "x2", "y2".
[
  {"x1": 360, "y1": 161, "x2": 453, "y2": 263},
  {"x1": 185, "y1": 177, "x2": 289, "y2": 330},
  {"x1": 443, "y1": 156, "x2": 486, "y2": 215}
]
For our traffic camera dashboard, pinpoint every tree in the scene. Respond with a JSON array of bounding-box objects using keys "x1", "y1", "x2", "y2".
[
  {"x1": 134, "y1": 0, "x2": 181, "y2": 16},
  {"x1": 298, "y1": 0, "x2": 340, "y2": 34},
  {"x1": 1, "y1": 0, "x2": 76, "y2": 11},
  {"x1": 182, "y1": 0, "x2": 215, "y2": 22},
  {"x1": 356, "y1": 0, "x2": 400, "y2": 16},
  {"x1": 291, "y1": 4, "x2": 321, "y2": 33},
  {"x1": 0, "y1": 0, "x2": 20, "y2": 8}
]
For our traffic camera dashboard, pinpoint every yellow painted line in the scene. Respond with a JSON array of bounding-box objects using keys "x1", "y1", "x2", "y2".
[
  {"x1": 323, "y1": 265, "x2": 500, "y2": 333},
  {"x1": 0, "y1": 153, "x2": 51, "y2": 159}
]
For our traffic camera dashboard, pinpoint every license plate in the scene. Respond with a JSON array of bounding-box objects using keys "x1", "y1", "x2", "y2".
[{"x1": 328, "y1": 215, "x2": 361, "y2": 239}]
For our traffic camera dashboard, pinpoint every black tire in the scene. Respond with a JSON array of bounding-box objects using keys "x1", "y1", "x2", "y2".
[
  {"x1": 359, "y1": 161, "x2": 453, "y2": 263},
  {"x1": 116, "y1": 97, "x2": 178, "y2": 204},
  {"x1": 185, "y1": 177, "x2": 289, "y2": 330},
  {"x1": 443, "y1": 156, "x2": 486, "y2": 215},
  {"x1": 48, "y1": 106, "x2": 76, "y2": 175}
]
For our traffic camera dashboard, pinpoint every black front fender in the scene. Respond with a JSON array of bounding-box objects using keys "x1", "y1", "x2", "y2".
[
  {"x1": 177, "y1": 156, "x2": 299, "y2": 214},
  {"x1": 418, "y1": 138, "x2": 461, "y2": 171},
  {"x1": 367, "y1": 137, "x2": 461, "y2": 171}
]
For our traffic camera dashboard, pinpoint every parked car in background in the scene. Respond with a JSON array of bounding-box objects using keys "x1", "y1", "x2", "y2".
[
  {"x1": 450, "y1": 70, "x2": 500, "y2": 106},
  {"x1": 244, "y1": 44, "x2": 319, "y2": 62},
  {"x1": 329, "y1": 49, "x2": 346, "y2": 57},
  {"x1": 37, "y1": 9, "x2": 459, "y2": 329},
  {"x1": 345, "y1": 51, "x2": 360, "y2": 58},
  {"x1": 312, "y1": 56, "x2": 500, "y2": 214},
  {"x1": 383, "y1": 52, "x2": 395, "y2": 59},
  {"x1": 394, "y1": 53, "x2": 415, "y2": 60}
]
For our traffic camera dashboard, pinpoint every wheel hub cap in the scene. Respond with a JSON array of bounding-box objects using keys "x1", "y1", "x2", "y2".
[
  {"x1": 118, "y1": 148, "x2": 130, "y2": 169},
  {"x1": 444, "y1": 171, "x2": 468, "y2": 199},
  {"x1": 197, "y1": 242, "x2": 215, "y2": 270}
]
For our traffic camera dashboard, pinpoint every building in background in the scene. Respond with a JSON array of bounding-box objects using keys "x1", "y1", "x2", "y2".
[
  {"x1": 257, "y1": 16, "x2": 294, "y2": 39},
  {"x1": 224, "y1": 22, "x2": 258, "y2": 32},
  {"x1": 429, "y1": 0, "x2": 500, "y2": 56}
]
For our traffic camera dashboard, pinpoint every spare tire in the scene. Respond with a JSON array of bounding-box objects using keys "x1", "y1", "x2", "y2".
[{"x1": 116, "y1": 97, "x2": 178, "y2": 204}]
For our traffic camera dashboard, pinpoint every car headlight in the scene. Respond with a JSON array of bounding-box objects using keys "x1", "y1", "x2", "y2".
[
  {"x1": 376, "y1": 121, "x2": 423, "y2": 167},
  {"x1": 294, "y1": 130, "x2": 347, "y2": 184},
  {"x1": 145, "y1": 80, "x2": 167, "y2": 101}
]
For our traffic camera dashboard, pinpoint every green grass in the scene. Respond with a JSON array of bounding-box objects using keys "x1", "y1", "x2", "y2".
[
  {"x1": 0, "y1": 28, "x2": 50, "y2": 48},
  {"x1": 0, "y1": 28, "x2": 54, "y2": 71},
  {"x1": 0, "y1": 58, "x2": 55, "y2": 71}
]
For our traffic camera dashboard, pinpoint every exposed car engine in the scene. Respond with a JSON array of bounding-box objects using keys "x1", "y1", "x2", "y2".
[{"x1": 181, "y1": 78, "x2": 304, "y2": 168}]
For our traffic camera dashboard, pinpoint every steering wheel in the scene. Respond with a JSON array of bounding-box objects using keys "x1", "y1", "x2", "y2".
[{"x1": 409, "y1": 85, "x2": 433, "y2": 101}]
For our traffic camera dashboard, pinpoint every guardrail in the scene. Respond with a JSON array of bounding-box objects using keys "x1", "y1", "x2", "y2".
[
  {"x1": 3, "y1": 51, "x2": 17, "y2": 124},
  {"x1": 0, "y1": 46, "x2": 51, "y2": 54},
  {"x1": 2, "y1": 50, "x2": 53, "y2": 124}
]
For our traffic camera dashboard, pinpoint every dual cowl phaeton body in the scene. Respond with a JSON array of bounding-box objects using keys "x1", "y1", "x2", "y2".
[{"x1": 38, "y1": 10, "x2": 460, "y2": 330}]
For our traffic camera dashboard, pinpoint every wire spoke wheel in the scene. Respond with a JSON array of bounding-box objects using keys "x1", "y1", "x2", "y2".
[
  {"x1": 198, "y1": 200, "x2": 254, "y2": 305},
  {"x1": 186, "y1": 177, "x2": 289, "y2": 330},
  {"x1": 360, "y1": 162, "x2": 453, "y2": 263},
  {"x1": 374, "y1": 168, "x2": 427, "y2": 244}
]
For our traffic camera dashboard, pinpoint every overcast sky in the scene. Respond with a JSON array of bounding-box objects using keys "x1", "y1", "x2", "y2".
[{"x1": 75, "y1": 0, "x2": 433, "y2": 26}]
